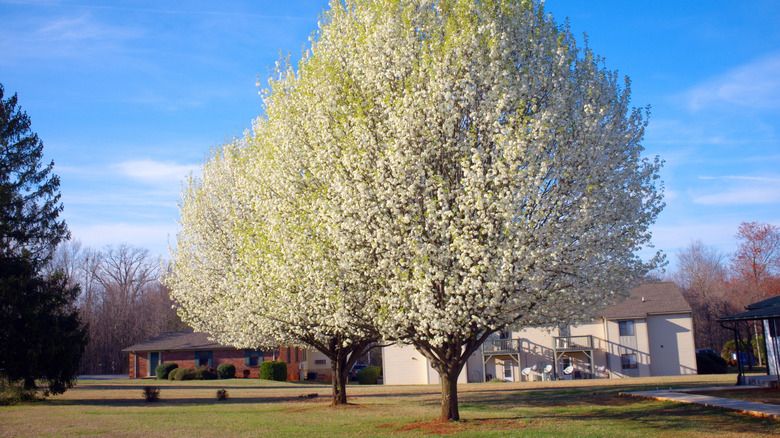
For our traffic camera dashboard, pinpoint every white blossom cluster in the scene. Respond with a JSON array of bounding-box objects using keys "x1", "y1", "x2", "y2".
[{"x1": 165, "y1": 0, "x2": 663, "y2": 373}]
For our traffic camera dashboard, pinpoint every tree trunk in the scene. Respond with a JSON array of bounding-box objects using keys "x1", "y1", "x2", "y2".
[
  {"x1": 316, "y1": 338, "x2": 373, "y2": 407},
  {"x1": 440, "y1": 369, "x2": 460, "y2": 421},
  {"x1": 330, "y1": 347, "x2": 353, "y2": 406},
  {"x1": 23, "y1": 376, "x2": 36, "y2": 390},
  {"x1": 330, "y1": 357, "x2": 347, "y2": 406}
]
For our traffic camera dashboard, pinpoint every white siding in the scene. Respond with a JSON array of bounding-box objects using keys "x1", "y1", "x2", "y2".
[
  {"x1": 465, "y1": 352, "x2": 484, "y2": 383},
  {"x1": 647, "y1": 314, "x2": 697, "y2": 376},
  {"x1": 305, "y1": 350, "x2": 332, "y2": 379},
  {"x1": 382, "y1": 344, "x2": 430, "y2": 385}
]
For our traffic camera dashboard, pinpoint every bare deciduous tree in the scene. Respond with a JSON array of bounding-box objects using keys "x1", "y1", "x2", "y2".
[
  {"x1": 672, "y1": 240, "x2": 731, "y2": 350},
  {"x1": 48, "y1": 242, "x2": 185, "y2": 374}
]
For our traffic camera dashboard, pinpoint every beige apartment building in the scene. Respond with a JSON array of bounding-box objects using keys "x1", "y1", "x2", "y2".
[{"x1": 383, "y1": 282, "x2": 697, "y2": 385}]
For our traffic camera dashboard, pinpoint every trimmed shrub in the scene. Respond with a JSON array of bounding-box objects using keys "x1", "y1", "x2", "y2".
[
  {"x1": 217, "y1": 363, "x2": 236, "y2": 379},
  {"x1": 357, "y1": 365, "x2": 382, "y2": 385},
  {"x1": 155, "y1": 362, "x2": 178, "y2": 380},
  {"x1": 216, "y1": 389, "x2": 229, "y2": 401},
  {"x1": 696, "y1": 351, "x2": 727, "y2": 374},
  {"x1": 194, "y1": 366, "x2": 218, "y2": 380},
  {"x1": 259, "y1": 361, "x2": 287, "y2": 381},
  {"x1": 142, "y1": 386, "x2": 160, "y2": 402},
  {"x1": 171, "y1": 367, "x2": 196, "y2": 381}
]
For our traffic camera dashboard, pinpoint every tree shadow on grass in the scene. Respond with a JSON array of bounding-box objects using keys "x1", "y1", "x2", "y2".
[
  {"x1": 380, "y1": 403, "x2": 780, "y2": 436},
  {"x1": 49, "y1": 395, "x2": 333, "y2": 407}
]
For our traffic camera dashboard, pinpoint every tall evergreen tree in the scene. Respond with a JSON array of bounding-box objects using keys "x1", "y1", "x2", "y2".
[
  {"x1": 0, "y1": 84, "x2": 68, "y2": 262},
  {"x1": 0, "y1": 83, "x2": 85, "y2": 399},
  {"x1": 0, "y1": 256, "x2": 86, "y2": 394}
]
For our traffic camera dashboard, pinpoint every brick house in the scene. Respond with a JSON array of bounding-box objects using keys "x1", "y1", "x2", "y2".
[{"x1": 122, "y1": 330, "x2": 313, "y2": 381}]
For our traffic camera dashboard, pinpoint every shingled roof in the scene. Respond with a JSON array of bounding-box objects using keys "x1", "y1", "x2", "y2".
[
  {"x1": 721, "y1": 295, "x2": 780, "y2": 322},
  {"x1": 600, "y1": 282, "x2": 692, "y2": 319},
  {"x1": 122, "y1": 330, "x2": 234, "y2": 353}
]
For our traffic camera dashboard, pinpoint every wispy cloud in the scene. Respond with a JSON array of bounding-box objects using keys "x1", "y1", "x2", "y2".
[
  {"x1": 114, "y1": 160, "x2": 198, "y2": 185},
  {"x1": 693, "y1": 188, "x2": 780, "y2": 205},
  {"x1": 0, "y1": 12, "x2": 142, "y2": 61},
  {"x1": 692, "y1": 174, "x2": 780, "y2": 205},
  {"x1": 685, "y1": 53, "x2": 780, "y2": 111},
  {"x1": 69, "y1": 222, "x2": 177, "y2": 257},
  {"x1": 699, "y1": 175, "x2": 780, "y2": 183}
]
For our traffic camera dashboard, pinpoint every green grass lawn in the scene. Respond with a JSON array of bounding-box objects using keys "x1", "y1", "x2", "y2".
[{"x1": 1, "y1": 374, "x2": 777, "y2": 437}]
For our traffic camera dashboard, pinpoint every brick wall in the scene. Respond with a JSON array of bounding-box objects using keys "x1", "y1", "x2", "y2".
[
  {"x1": 127, "y1": 347, "x2": 307, "y2": 381},
  {"x1": 137, "y1": 353, "x2": 149, "y2": 378},
  {"x1": 128, "y1": 353, "x2": 135, "y2": 379}
]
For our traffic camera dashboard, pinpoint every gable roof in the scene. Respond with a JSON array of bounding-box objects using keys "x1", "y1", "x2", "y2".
[
  {"x1": 122, "y1": 330, "x2": 235, "y2": 353},
  {"x1": 600, "y1": 282, "x2": 692, "y2": 319}
]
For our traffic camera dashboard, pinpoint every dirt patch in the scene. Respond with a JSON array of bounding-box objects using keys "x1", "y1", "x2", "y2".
[
  {"x1": 398, "y1": 419, "x2": 466, "y2": 435},
  {"x1": 389, "y1": 418, "x2": 528, "y2": 435}
]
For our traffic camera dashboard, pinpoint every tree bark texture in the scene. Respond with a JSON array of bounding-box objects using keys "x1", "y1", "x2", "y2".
[{"x1": 440, "y1": 370, "x2": 460, "y2": 421}]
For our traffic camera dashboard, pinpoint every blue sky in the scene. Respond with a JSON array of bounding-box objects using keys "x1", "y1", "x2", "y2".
[{"x1": 1, "y1": 1, "x2": 778, "y2": 270}]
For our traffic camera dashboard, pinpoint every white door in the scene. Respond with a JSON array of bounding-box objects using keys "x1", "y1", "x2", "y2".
[{"x1": 503, "y1": 360, "x2": 514, "y2": 381}]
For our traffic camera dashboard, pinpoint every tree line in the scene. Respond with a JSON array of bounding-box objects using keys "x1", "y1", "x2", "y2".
[
  {"x1": 45, "y1": 241, "x2": 186, "y2": 375},
  {"x1": 669, "y1": 221, "x2": 780, "y2": 360}
]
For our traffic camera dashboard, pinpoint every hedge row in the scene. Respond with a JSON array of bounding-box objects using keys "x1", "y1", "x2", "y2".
[{"x1": 154, "y1": 361, "x2": 289, "y2": 381}]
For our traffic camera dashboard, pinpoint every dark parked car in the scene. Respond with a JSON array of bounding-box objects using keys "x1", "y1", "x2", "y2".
[{"x1": 349, "y1": 364, "x2": 368, "y2": 381}]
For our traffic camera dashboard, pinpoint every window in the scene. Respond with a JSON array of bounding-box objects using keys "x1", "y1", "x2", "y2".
[
  {"x1": 315, "y1": 359, "x2": 326, "y2": 365},
  {"x1": 621, "y1": 353, "x2": 637, "y2": 369},
  {"x1": 286, "y1": 348, "x2": 291, "y2": 364},
  {"x1": 618, "y1": 320, "x2": 635, "y2": 336},
  {"x1": 148, "y1": 352, "x2": 160, "y2": 376},
  {"x1": 195, "y1": 351, "x2": 212, "y2": 367},
  {"x1": 245, "y1": 349, "x2": 261, "y2": 367}
]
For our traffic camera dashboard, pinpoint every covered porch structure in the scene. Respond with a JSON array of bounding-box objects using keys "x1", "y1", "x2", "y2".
[
  {"x1": 720, "y1": 296, "x2": 780, "y2": 388},
  {"x1": 554, "y1": 335, "x2": 595, "y2": 379}
]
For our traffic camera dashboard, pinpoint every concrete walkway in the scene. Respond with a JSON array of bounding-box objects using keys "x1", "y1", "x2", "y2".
[{"x1": 620, "y1": 386, "x2": 780, "y2": 420}]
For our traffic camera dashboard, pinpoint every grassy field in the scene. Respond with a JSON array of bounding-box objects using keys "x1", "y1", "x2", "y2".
[{"x1": 1, "y1": 374, "x2": 777, "y2": 437}]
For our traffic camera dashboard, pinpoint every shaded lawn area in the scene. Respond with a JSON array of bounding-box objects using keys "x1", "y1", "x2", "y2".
[
  {"x1": 687, "y1": 387, "x2": 780, "y2": 406},
  {"x1": 0, "y1": 375, "x2": 777, "y2": 437}
]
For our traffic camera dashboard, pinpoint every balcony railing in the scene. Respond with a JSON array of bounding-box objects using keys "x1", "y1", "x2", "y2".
[
  {"x1": 554, "y1": 335, "x2": 593, "y2": 351},
  {"x1": 482, "y1": 338, "x2": 521, "y2": 355}
]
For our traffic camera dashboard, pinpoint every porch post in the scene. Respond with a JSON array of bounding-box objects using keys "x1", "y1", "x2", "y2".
[{"x1": 734, "y1": 323, "x2": 744, "y2": 386}]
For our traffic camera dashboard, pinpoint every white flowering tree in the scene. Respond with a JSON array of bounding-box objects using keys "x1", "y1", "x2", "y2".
[
  {"x1": 164, "y1": 139, "x2": 380, "y2": 406},
  {"x1": 265, "y1": 0, "x2": 661, "y2": 421},
  {"x1": 169, "y1": 0, "x2": 663, "y2": 420}
]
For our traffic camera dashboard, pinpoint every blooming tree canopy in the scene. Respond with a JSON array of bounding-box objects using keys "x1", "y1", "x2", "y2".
[
  {"x1": 165, "y1": 139, "x2": 381, "y2": 405},
  {"x1": 168, "y1": 0, "x2": 663, "y2": 420},
  {"x1": 287, "y1": 0, "x2": 662, "y2": 420}
]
